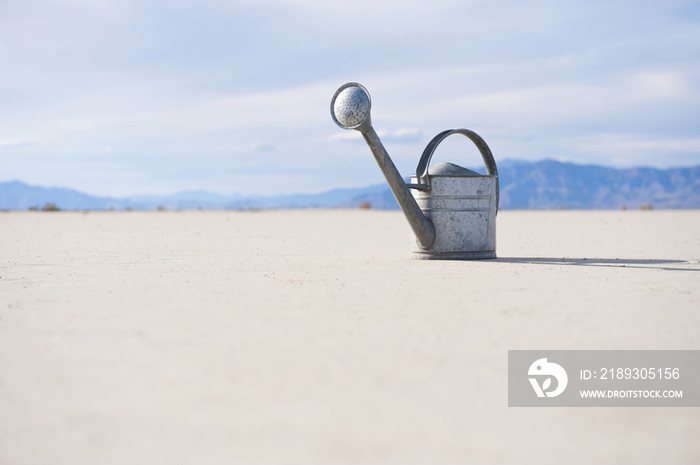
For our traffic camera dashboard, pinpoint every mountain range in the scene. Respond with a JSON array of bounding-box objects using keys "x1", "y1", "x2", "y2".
[{"x1": 1, "y1": 159, "x2": 699, "y2": 211}]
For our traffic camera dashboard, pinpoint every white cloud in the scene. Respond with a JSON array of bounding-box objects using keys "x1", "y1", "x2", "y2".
[
  {"x1": 329, "y1": 132, "x2": 362, "y2": 142},
  {"x1": 377, "y1": 128, "x2": 423, "y2": 144},
  {"x1": 243, "y1": 142, "x2": 276, "y2": 152},
  {"x1": 576, "y1": 135, "x2": 700, "y2": 155},
  {"x1": 0, "y1": 137, "x2": 33, "y2": 147},
  {"x1": 0, "y1": 138, "x2": 23, "y2": 146},
  {"x1": 625, "y1": 71, "x2": 691, "y2": 101},
  {"x1": 330, "y1": 128, "x2": 423, "y2": 144}
]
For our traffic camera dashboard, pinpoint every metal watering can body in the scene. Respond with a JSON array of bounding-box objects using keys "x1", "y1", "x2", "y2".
[
  {"x1": 330, "y1": 83, "x2": 499, "y2": 260},
  {"x1": 410, "y1": 129, "x2": 499, "y2": 259}
]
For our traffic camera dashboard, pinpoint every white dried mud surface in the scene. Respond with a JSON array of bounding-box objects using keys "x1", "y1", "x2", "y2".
[{"x1": 1, "y1": 210, "x2": 699, "y2": 464}]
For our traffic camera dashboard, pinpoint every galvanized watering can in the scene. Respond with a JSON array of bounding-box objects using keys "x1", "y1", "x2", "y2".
[{"x1": 330, "y1": 82, "x2": 499, "y2": 259}]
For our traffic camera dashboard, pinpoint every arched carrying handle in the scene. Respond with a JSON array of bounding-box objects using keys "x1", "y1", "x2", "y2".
[{"x1": 415, "y1": 129, "x2": 499, "y2": 211}]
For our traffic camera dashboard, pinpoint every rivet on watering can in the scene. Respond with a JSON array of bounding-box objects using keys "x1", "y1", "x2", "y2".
[{"x1": 330, "y1": 82, "x2": 499, "y2": 260}]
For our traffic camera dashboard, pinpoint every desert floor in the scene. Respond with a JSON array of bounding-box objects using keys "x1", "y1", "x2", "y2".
[{"x1": 1, "y1": 209, "x2": 699, "y2": 464}]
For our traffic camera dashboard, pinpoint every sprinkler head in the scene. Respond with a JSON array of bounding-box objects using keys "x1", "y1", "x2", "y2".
[{"x1": 330, "y1": 83, "x2": 371, "y2": 131}]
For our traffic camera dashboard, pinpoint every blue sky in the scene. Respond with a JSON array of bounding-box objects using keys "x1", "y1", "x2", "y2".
[{"x1": 1, "y1": 0, "x2": 699, "y2": 197}]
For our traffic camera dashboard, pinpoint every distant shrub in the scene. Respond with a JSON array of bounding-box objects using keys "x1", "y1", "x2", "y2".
[
  {"x1": 28, "y1": 206, "x2": 38, "y2": 211},
  {"x1": 640, "y1": 204, "x2": 653, "y2": 211},
  {"x1": 41, "y1": 203, "x2": 60, "y2": 211},
  {"x1": 358, "y1": 202, "x2": 371, "y2": 209},
  {"x1": 157, "y1": 206, "x2": 166, "y2": 211},
  {"x1": 621, "y1": 205, "x2": 627, "y2": 211}
]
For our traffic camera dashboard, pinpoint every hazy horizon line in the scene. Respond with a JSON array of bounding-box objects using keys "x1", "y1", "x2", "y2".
[{"x1": 3, "y1": 157, "x2": 699, "y2": 200}]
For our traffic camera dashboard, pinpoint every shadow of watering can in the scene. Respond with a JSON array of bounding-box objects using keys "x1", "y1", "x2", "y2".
[{"x1": 331, "y1": 82, "x2": 499, "y2": 260}]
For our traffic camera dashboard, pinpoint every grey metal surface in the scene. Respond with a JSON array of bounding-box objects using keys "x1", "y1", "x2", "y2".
[
  {"x1": 330, "y1": 82, "x2": 373, "y2": 133},
  {"x1": 331, "y1": 85, "x2": 371, "y2": 129},
  {"x1": 428, "y1": 162, "x2": 480, "y2": 177},
  {"x1": 410, "y1": 174, "x2": 497, "y2": 259},
  {"x1": 330, "y1": 83, "x2": 498, "y2": 259}
]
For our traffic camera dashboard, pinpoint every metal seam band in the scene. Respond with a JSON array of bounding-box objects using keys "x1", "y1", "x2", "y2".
[
  {"x1": 419, "y1": 207, "x2": 498, "y2": 212},
  {"x1": 414, "y1": 195, "x2": 496, "y2": 200}
]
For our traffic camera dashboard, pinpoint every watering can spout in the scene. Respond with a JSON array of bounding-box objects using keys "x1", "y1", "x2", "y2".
[
  {"x1": 330, "y1": 83, "x2": 436, "y2": 249},
  {"x1": 361, "y1": 127, "x2": 436, "y2": 249}
]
